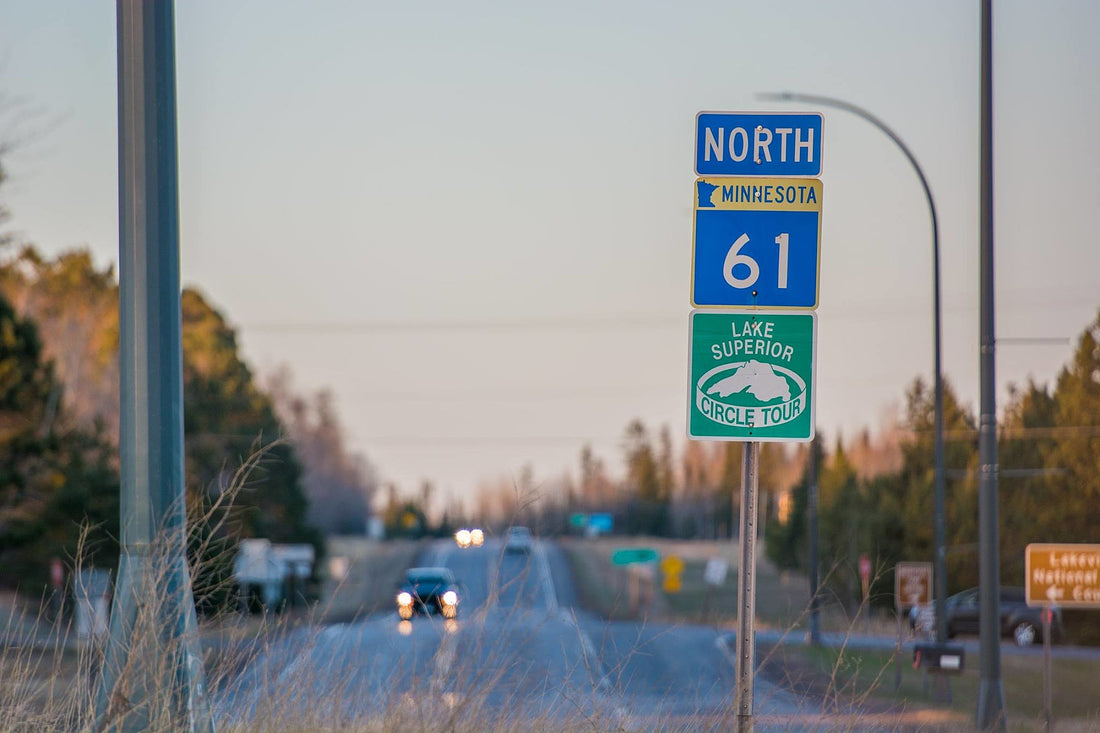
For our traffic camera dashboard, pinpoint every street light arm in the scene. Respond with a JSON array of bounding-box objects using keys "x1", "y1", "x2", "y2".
[
  {"x1": 757, "y1": 92, "x2": 938, "y2": 243},
  {"x1": 759, "y1": 90, "x2": 949, "y2": 652}
]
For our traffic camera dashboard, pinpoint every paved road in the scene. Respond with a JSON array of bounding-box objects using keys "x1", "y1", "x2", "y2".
[{"x1": 217, "y1": 538, "x2": 815, "y2": 731}]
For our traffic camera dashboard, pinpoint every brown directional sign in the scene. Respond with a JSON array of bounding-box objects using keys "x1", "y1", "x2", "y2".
[
  {"x1": 1026, "y1": 543, "x2": 1100, "y2": 608},
  {"x1": 894, "y1": 561, "x2": 932, "y2": 610}
]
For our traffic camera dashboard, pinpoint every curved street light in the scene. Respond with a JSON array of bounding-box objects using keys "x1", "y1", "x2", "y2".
[{"x1": 758, "y1": 91, "x2": 949, "y2": 649}]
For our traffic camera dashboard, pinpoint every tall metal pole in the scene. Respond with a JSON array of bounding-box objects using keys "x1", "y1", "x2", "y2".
[
  {"x1": 976, "y1": 0, "x2": 1006, "y2": 728},
  {"x1": 98, "y1": 2, "x2": 213, "y2": 731},
  {"x1": 759, "y1": 91, "x2": 948, "y2": 646},
  {"x1": 735, "y1": 441, "x2": 759, "y2": 733},
  {"x1": 807, "y1": 438, "x2": 821, "y2": 646}
]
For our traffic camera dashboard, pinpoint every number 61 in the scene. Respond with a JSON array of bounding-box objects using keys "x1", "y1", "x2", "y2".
[{"x1": 723, "y1": 233, "x2": 789, "y2": 290}]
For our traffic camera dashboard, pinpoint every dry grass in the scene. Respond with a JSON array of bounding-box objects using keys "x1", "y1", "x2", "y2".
[
  {"x1": 765, "y1": 642, "x2": 1100, "y2": 732},
  {"x1": 9, "y1": 501, "x2": 1096, "y2": 731}
]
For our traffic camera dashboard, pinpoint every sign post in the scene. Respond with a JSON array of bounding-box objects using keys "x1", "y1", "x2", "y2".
[
  {"x1": 1042, "y1": 607, "x2": 1052, "y2": 733},
  {"x1": 1026, "y1": 543, "x2": 1100, "y2": 733},
  {"x1": 734, "y1": 442, "x2": 759, "y2": 732},
  {"x1": 50, "y1": 557, "x2": 64, "y2": 622},
  {"x1": 689, "y1": 111, "x2": 823, "y2": 733},
  {"x1": 859, "y1": 554, "x2": 872, "y2": 632}
]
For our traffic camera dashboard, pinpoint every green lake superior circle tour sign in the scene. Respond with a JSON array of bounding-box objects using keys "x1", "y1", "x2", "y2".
[{"x1": 688, "y1": 310, "x2": 817, "y2": 442}]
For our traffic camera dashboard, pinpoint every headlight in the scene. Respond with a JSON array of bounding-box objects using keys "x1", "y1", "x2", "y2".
[
  {"x1": 442, "y1": 590, "x2": 458, "y2": 606},
  {"x1": 455, "y1": 529, "x2": 471, "y2": 546},
  {"x1": 471, "y1": 529, "x2": 484, "y2": 546},
  {"x1": 397, "y1": 591, "x2": 413, "y2": 606}
]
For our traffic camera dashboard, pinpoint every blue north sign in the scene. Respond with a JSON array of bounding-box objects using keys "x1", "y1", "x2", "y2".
[{"x1": 695, "y1": 112, "x2": 823, "y2": 177}]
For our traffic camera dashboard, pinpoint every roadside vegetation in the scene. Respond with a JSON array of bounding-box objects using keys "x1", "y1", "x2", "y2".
[
  {"x1": 481, "y1": 310, "x2": 1100, "y2": 646},
  {"x1": 564, "y1": 537, "x2": 1100, "y2": 731},
  {"x1": 0, "y1": 528, "x2": 425, "y2": 731},
  {"x1": 761, "y1": 642, "x2": 1100, "y2": 732},
  {"x1": 0, "y1": 244, "x2": 386, "y2": 601}
]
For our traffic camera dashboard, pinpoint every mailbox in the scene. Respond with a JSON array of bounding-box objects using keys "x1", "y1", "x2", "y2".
[{"x1": 913, "y1": 643, "x2": 965, "y2": 674}]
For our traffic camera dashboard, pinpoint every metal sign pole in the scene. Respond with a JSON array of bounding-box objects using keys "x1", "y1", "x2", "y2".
[
  {"x1": 808, "y1": 440, "x2": 821, "y2": 646},
  {"x1": 894, "y1": 608, "x2": 902, "y2": 691},
  {"x1": 1043, "y1": 609, "x2": 1052, "y2": 733},
  {"x1": 735, "y1": 441, "x2": 759, "y2": 733}
]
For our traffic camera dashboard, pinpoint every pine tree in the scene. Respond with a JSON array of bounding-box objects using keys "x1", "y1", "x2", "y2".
[
  {"x1": 0, "y1": 292, "x2": 119, "y2": 587},
  {"x1": 1046, "y1": 312, "x2": 1100, "y2": 542}
]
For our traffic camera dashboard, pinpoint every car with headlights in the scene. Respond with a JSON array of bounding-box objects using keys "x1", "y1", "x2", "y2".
[
  {"x1": 504, "y1": 526, "x2": 532, "y2": 554},
  {"x1": 396, "y1": 567, "x2": 460, "y2": 620}
]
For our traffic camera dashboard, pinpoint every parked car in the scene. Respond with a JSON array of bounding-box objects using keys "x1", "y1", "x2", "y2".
[
  {"x1": 396, "y1": 567, "x2": 460, "y2": 620},
  {"x1": 503, "y1": 526, "x2": 532, "y2": 554},
  {"x1": 912, "y1": 587, "x2": 1062, "y2": 646}
]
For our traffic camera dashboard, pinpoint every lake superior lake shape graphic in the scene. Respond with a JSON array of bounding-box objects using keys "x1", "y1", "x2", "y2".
[{"x1": 705, "y1": 359, "x2": 791, "y2": 402}]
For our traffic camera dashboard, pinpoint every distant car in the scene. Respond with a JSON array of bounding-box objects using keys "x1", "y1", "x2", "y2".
[
  {"x1": 470, "y1": 528, "x2": 484, "y2": 547},
  {"x1": 454, "y1": 529, "x2": 472, "y2": 548},
  {"x1": 503, "y1": 526, "x2": 532, "y2": 554},
  {"x1": 396, "y1": 567, "x2": 460, "y2": 620},
  {"x1": 912, "y1": 587, "x2": 1063, "y2": 646}
]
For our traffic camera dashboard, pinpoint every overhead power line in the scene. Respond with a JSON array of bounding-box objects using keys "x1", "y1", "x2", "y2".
[
  {"x1": 239, "y1": 304, "x2": 1092, "y2": 335},
  {"x1": 946, "y1": 467, "x2": 1068, "y2": 479},
  {"x1": 243, "y1": 315, "x2": 681, "y2": 333}
]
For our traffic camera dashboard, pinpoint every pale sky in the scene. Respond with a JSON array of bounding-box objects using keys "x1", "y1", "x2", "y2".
[{"x1": 2, "y1": 1, "x2": 1099, "y2": 506}]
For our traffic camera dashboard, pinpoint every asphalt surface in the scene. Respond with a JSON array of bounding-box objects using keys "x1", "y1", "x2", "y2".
[{"x1": 217, "y1": 538, "x2": 817, "y2": 731}]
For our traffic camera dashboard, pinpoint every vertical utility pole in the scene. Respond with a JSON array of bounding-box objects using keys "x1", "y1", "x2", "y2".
[
  {"x1": 931, "y1": 162, "x2": 948, "y2": 653},
  {"x1": 807, "y1": 439, "x2": 821, "y2": 645},
  {"x1": 98, "y1": 2, "x2": 214, "y2": 731},
  {"x1": 735, "y1": 441, "x2": 759, "y2": 733},
  {"x1": 976, "y1": 0, "x2": 1006, "y2": 729}
]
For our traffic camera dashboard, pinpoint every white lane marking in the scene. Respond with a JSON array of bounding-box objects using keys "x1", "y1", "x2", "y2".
[
  {"x1": 559, "y1": 608, "x2": 612, "y2": 691},
  {"x1": 533, "y1": 540, "x2": 560, "y2": 614},
  {"x1": 430, "y1": 623, "x2": 458, "y2": 698},
  {"x1": 424, "y1": 539, "x2": 452, "y2": 567},
  {"x1": 274, "y1": 624, "x2": 347, "y2": 687},
  {"x1": 485, "y1": 539, "x2": 499, "y2": 611}
]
